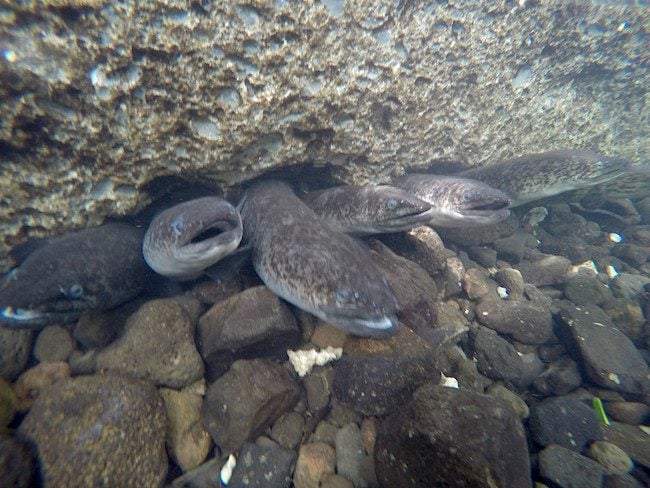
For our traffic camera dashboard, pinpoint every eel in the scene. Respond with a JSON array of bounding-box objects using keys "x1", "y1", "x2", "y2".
[
  {"x1": 239, "y1": 180, "x2": 399, "y2": 338},
  {"x1": 393, "y1": 174, "x2": 511, "y2": 227},
  {"x1": 0, "y1": 223, "x2": 150, "y2": 329},
  {"x1": 457, "y1": 149, "x2": 630, "y2": 207},
  {"x1": 142, "y1": 196, "x2": 243, "y2": 281},
  {"x1": 302, "y1": 184, "x2": 434, "y2": 235}
]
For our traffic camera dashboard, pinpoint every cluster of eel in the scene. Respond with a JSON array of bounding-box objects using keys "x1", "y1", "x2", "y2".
[{"x1": 0, "y1": 149, "x2": 636, "y2": 337}]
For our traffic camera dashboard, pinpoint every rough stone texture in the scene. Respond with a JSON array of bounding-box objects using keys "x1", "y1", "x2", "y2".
[
  {"x1": 95, "y1": 298, "x2": 204, "y2": 389},
  {"x1": 558, "y1": 304, "x2": 650, "y2": 395},
  {"x1": 517, "y1": 253, "x2": 571, "y2": 287},
  {"x1": 228, "y1": 440, "x2": 297, "y2": 488},
  {"x1": 17, "y1": 374, "x2": 168, "y2": 487},
  {"x1": 0, "y1": 434, "x2": 37, "y2": 488},
  {"x1": 335, "y1": 423, "x2": 366, "y2": 488},
  {"x1": 539, "y1": 444, "x2": 606, "y2": 488},
  {"x1": 1, "y1": 1, "x2": 648, "y2": 266},
  {"x1": 529, "y1": 396, "x2": 603, "y2": 452},
  {"x1": 475, "y1": 299, "x2": 554, "y2": 344},
  {"x1": 0, "y1": 328, "x2": 32, "y2": 381},
  {"x1": 375, "y1": 384, "x2": 531, "y2": 488},
  {"x1": 586, "y1": 441, "x2": 633, "y2": 475},
  {"x1": 332, "y1": 325, "x2": 440, "y2": 416},
  {"x1": 294, "y1": 442, "x2": 336, "y2": 488},
  {"x1": 202, "y1": 358, "x2": 301, "y2": 454},
  {"x1": 33, "y1": 325, "x2": 75, "y2": 363},
  {"x1": 533, "y1": 357, "x2": 582, "y2": 396},
  {"x1": 601, "y1": 421, "x2": 650, "y2": 469},
  {"x1": 14, "y1": 361, "x2": 71, "y2": 411},
  {"x1": 197, "y1": 285, "x2": 301, "y2": 380}
]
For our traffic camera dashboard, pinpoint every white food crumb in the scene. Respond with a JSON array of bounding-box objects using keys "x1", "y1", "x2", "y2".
[
  {"x1": 440, "y1": 373, "x2": 459, "y2": 389},
  {"x1": 220, "y1": 454, "x2": 236, "y2": 485},
  {"x1": 609, "y1": 233, "x2": 622, "y2": 243},
  {"x1": 606, "y1": 265, "x2": 619, "y2": 279},
  {"x1": 287, "y1": 346, "x2": 343, "y2": 377},
  {"x1": 497, "y1": 286, "x2": 509, "y2": 299},
  {"x1": 607, "y1": 372, "x2": 621, "y2": 385}
]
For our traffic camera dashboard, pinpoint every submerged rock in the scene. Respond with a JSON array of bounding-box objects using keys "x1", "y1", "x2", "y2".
[
  {"x1": 228, "y1": 440, "x2": 297, "y2": 488},
  {"x1": 539, "y1": 444, "x2": 606, "y2": 488},
  {"x1": 475, "y1": 299, "x2": 554, "y2": 344},
  {"x1": 18, "y1": 374, "x2": 167, "y2": 486},
  {"x1": 375, "y1": 384, "x2": 531, "y2": 487}
]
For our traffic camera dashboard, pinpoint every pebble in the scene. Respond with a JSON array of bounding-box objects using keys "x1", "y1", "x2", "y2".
[
  {"x1": 335, "y1": 423, "x2": 367, "y2": 488},
  {"x1": 533, "y1": 357, "x2": 582, "y2": 396},
  {"x1": 271, "y1": 411, "x2": 305, "y2": 450},
  {"x1": 197, "y1": 286, "x2": 301, "y2": 380},
  {"x1": 485, "y1": 382, "x2": 529, "y2": 419},
  {"x1": 564, "y1": 273, "x2": 613, "y2": 306},
  {"x1": 228, "y1": 440, "x2": 297, "y2": 488},
  {"x1": 558, "y1": 304, "x2": 650, "y2": 395},
  {"x1": 14, "y1": 361, "x2": 71, "y2": 411},
  {"x1": 539, "y1": 444, "x2": 605, "y2": 488},
  {"x1": 493, "y1": 268, "x2": 525, "y2": 300},
  {"x1": 34, "y1": 325, "x2": 74, "y2": 362},
  {"x1": 73, "y1": 310, "x2": 120, "y2": 349},
  {"x1": 517, "y1": 253, "x2": 571, "y2": 286},
  {"x1": 293, "y1": 442, "x2": 336, "y2": 488},
  {"x1": 493, "y1": 230, "x2": 529, "y2": 263},
  {"x1": 360, "y1": 417, "x2": 378, "y2": 455},
  {"x1": 303, "y1": 366, "x2": 334, "y2": 412},
  {"x1": 202, "y1": 358, "x2": 301, "y2": 454},
  {"x1": 475, "y1": 299, "x2": 554, "y2": 344},
  {"x1": 311, "y1": 323, "x2": 349, "y2": 349},
  {"x1": 463, "y1": 267, "x2": 492, "y2": 300},
  {"x1": 529, "y1": 396, "x2": 603, "y2": 451},
  {"x1": 159, "y1": 384, "x2": 211, "y2": 472},
  {"x1": 587, "y1": 441, "x2": 633, "y2": 475},
  {"x1": 0, "y1": 328, "x2": 32, "y2": 381},
  {"x1": 605, "y1": 401, "x2": 649, "y2": 425},
  {"x1": 96, "y1": 298, "x2": 204, "y2": 389},
  {"x1": 376, "y1": 384, "x2": 531, "y2": 487},
  {"x1": 467, "y1": 246, "x2": 498, "y2": 268},
  {"x1": 610, "y1": 273, "x2": 650, "y2": 300},
  {"x1": 602, "y1": 298, "x2": 645, "y2": 343},
  {"x1": 611, "y1": 243, "x2": 649, "y2": 267},
  {"x1": 18, "y1": 374, "x2": 168, "y2": 486},
  {"x1": 312, "y1": 421, "x2": 339, "y2": 447},
  {"x1": 321, "y1": 474, "x2": 354, "y2": 488},
  {"x1": 444, "y1": 256, "x2": 465, "y2": 298},
  {"x1": 602, "y1": 421, "x2": 650, "y2": 468}
]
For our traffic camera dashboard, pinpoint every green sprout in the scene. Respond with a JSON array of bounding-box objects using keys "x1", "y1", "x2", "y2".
[{"x1": 592, "y1": 397, "x2": 610, "y2": 426}]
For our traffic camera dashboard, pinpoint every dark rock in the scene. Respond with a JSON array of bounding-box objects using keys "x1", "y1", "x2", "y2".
[
  {"x1": 169, "y1": 458, "x2": 221, "y2": 488},
  {"x1": 0, "y1": 328, "x2": 32, "y2": 381},
  {"x1": 335, "y1": 423, "x2": 366, "y2": 488},
  {"x1": 605, "y1": 401, "x2": 649, "y2": 425},
  {"x1": 186, "y1": 277, "x2": 243, "y2": 305},
  {"x1": 95, "y1": 298, "x2": 204, "y2": 389},
  {"x1": 73, "y1": 309, "x2": 122, "y2": 349},
  {"x1": 529, "y1": 396, "x2": 602, "y2": 451},
  {"x1": 533, "y1": 357, "x2": 582, "y2": 396},
  {"x1": 368, "y1": 240, "x2": 438, "y2": 331},
  {"x1": 564, "y1": 273, "x2": 613, "y2": 306},
  {"x1": 485, "y1": 382, "x2": 530, "y2": 419},
  {"x1": 624, "y1": 225, "x2": 650, "y2": 247},
  {"x1": 475, "y1": 299, "x2": 554, "y2": 344},
  {"x1": 311, "y1": 324, "x2": 348, "y2": 349},
  {"x1": 271, "y1": 411, "x2": 305, "y2": 450},
  {"x1": 493, "y1": 268, "x2": 525, "y2": 300},
  {"x1": 380, "y1": 227, "x2": 451, "y2": 277},
  {"x1": 571, "y1": 200, "x2": 641, "y2": 231},
  {"x1": 0, "y1": 434, "x2": 37, "y2": 488},
  {"x1": 18, "y1": 374, "x2": 167, "y2": 486},
  {"x1": 202, "y1": 359, "x2": 301, "y2": 454},
  {"x1": 441, "y1": 346, "x2": 492, "y2": 393},
  {"x1": 328, "y1": 399, "x2": 363, "y2": 428},
  {"x1": 471, "y1": 326, "x2": 542, "y2": 388},
  {"x1": 604, "y1": 473, "x2": 645, "y2": 488},
  {"x1": 228, "y1": 441, "x2": 297, "y2": 488},
  {"x1": 438, "y1": 213, "x2": 519, "y2": 246},
  {"x1": 197, "y1": 286, "x2": 301, "y2": 380},
  {"x1": 538, "y1": 444, "x2": 606, "y2": 488},
  {"x1": 303, "y1": 366, "x2": 334, "y2": 412},
  {"x1": 375, "y1": 385, "x2": 531, "y2": 487},
  {"x1": 493, "y1": 230, "x2": 529, "y2": 263},
  {"x1": 610, "y1": 273, "x2": 650, "y2": 300},
  {"x1": 293, "y1": 442, "x2": 336, "y2": 488},
  {"x1": 611, "y1": 244, "x2": 649, "y2": 267},
  {"x1": 332, "y1": 325, "x2": 439, "y2": 416},
  {"x1": 517, "y1": 253, "x2": 571, "y2": 286},
  {"x1": 602, "y1": 298, "x2": 645, "y2": 343},
  {"x1": 67, "y1": 349, "x2": 97, "y2": 376},
  {"x1": 312, "y1": 421, "x2": 339, "y2": 447},
  {"x1": 322, "y1": 474, "x2": 354, "y2": 488},
  {"x1": 586, "y1": 441, "x2": 633, "y2": 475},
  {"x1": 467, "y1": 246, "x2": 497, "y2": 268},
  {"x1": 463, "y1": 267, "x2": 492, "y2": 301},
  {"x1": 601, "y1": 421, "x2": 650, "y2": 469},
  {"x1": 33, "y1": 325, "x2": 74, "y2": 362},
  {"x1": 538, "y1": 229, "x2": 606, "y2": 263},
  {"x1": 558, "y1": 304, "x2": 650, "y2": 395},
  {"x1": 444, "y1": 256, "x2": 465, "y2": 298}
]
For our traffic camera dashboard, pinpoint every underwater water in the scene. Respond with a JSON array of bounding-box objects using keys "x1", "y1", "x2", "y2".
[{"x1": 1, "y1": 1, "x2": 649, "y2": 487}]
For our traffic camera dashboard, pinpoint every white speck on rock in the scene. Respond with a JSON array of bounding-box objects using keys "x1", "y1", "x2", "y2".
[{"x1": 220, "y1": 454, "x2": 236, "y2": 485}]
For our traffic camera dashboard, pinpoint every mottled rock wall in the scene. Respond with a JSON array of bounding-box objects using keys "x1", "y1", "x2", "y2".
[{"x1": 0, "y1": 0, "x2": 648, "y2": 260}]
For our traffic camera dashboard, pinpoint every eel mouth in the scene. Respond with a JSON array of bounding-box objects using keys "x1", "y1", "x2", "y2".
[
  {"x1": 381, "y1": 207, "x2": 436, "y2": 229},
  {"x1": 0, "y1": 306, "x2": 82, "y2": 329},
  {"x1": 178, "y1": 217, "x2": 243, "y2": 260}
]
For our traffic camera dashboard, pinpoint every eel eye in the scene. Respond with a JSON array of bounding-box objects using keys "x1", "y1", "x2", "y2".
[
  {"x1": 171, "y1": 218, "x2": 184, "y2": 236},
  {"x1": 68, "y1": 284, "x2": 84, "y2": 298},
  {"x1": 463, "y1": 191, "x2": 477, "y2": 203},
  {"x1": 335, "y1": 289, "x2": 352, "y2": 304},
  {"x1": 386, "y1": 199, "x2": 398, "y2": 210}
]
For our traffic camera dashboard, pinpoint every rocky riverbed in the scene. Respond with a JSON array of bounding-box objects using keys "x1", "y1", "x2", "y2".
[{"x1": 1, "y1": 193, "x2": 649, "y2": 487}]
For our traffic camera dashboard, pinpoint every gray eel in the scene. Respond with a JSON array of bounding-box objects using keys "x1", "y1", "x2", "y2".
[
  {"x1": 142, "y1": 196, "x2": 243, "y2": 280},
  {"x1": 0, "y1": 223, "x2": 150, "y2": 329},
  {"x1": 393, "y1": 174, "x2": 511, "y2": 228},
  {"x1": 302, "y1": 184, "x2": 434, "y2": 235},
  {"x1": 240, "y1": 180, "x2": 399, "y2": 338},
  {"x1": 457, "y1": 149, "x2": 630, "y2": 207}
]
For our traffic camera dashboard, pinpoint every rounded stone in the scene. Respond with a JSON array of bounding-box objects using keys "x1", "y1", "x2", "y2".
[
  {"x1": 18, "y1": 374, "x2": 167, "y2": 486},
  {"x1": 587, "y1": 441, "x2": 633, "y2": 475},
  {"x1": 34, "y1": 325, "x2": 75, "y2": 362}
]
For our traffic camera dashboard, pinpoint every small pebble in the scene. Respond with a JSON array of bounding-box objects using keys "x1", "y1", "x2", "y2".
[
  {"x1": 34, "y1": 326, "x2": 74, "y2": 362},
  {"x1": 587, "y1": 441, "x2": 633, "y2": 475}
]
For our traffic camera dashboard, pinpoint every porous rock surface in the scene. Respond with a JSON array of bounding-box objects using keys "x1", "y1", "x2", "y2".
[{"x1": 1, "y1": 1, "x2": 648, "y2": 265}]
